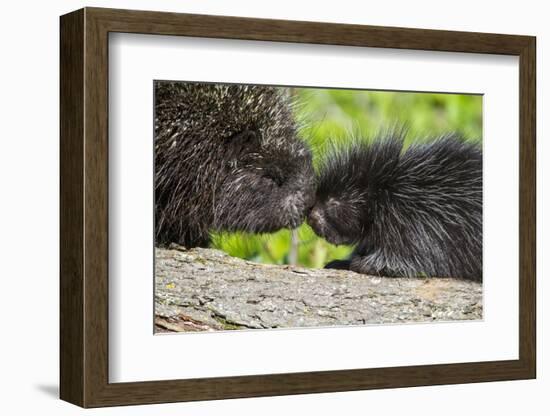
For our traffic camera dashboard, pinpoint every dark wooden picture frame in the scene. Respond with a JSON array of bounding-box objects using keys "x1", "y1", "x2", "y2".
[{"x1": 60, "y1": 7, "x2": 536, "y2": 408}]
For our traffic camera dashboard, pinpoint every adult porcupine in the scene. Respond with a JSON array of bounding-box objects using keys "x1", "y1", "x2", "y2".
[
  {"x1": 307, "y1": 133, "x2": 482, "y2": 281},
  {"x1": 155, "y1": 81, "x2": 315, "y2": 247}
]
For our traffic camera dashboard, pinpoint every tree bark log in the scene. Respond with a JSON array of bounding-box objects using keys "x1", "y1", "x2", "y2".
[{"x1": 155, "y1": 246, "x2": 482, "y2": 332}]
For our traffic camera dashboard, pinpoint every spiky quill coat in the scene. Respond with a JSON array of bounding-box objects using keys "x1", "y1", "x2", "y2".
[{"x1": 309, "y1": 134, "x2": 482, "y2": 281}]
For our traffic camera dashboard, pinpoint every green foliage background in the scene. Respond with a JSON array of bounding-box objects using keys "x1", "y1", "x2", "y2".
[{"x1": 211, "y1": 88, "x2": 482, "y2": 268}]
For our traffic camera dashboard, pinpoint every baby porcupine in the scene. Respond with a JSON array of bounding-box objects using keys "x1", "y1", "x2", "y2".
[
  {"x1": 308, "y1": 133, "x2": 482, "y2": 281},
  {"x1": 155, "y1": 81, "x2": 315, "y2": 247}
]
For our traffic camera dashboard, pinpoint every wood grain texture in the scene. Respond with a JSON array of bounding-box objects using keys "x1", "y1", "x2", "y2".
[
  {"x1": 59, "y1": 7, "x2": 537, "y2": 408},
  {"x1": 88, "y1": 7, "x2": 532, "y2": 54},
  {"x1": 83, "y1": 9, "x2": 110, "y2": 406},
  {"x1": 518, "y1": 38, "x2": 536, "y2": 376},
  {"x1": 59, "y1": 8, "x2": 84, "y2": 406}
]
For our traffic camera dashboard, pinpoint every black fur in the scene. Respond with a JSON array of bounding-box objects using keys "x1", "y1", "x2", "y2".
[
  {"x1": 308, "y1": 133, "x2": 482, "y2": 281},
  {"x1": 155, "y1": 82, "x2": 315, "y2": 247}
]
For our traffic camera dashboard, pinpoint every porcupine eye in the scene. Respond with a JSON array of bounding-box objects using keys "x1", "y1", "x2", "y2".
[
  {"x1": 324, "y1": 198, "x2": 343, "y2": 222},
  {"x1": 264, "y1": 169, "x2": 285, "y2": 187},
  {"x1": 227, "y1": 130, "x2": 259, "y2": 157},
  {"x1": 315, "y1": 196, "x2": 363, "y2": 245},
  {"x1": 226, "y1": 130, "x2": 287, "y2": 189}
]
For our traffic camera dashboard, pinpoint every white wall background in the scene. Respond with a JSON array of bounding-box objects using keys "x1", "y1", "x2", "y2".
[{"x1": 0, "y1": 1, "x2": 545, "y2": 414}]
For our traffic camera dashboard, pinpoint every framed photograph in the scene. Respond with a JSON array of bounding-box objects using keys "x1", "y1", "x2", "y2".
[{"x1": 60, "y1": 7, "x2": 536, "y2": 408}]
